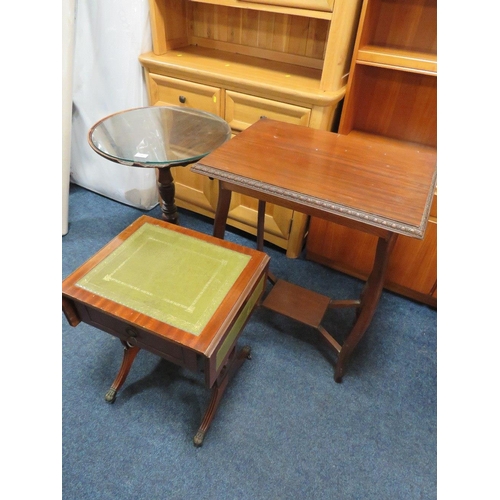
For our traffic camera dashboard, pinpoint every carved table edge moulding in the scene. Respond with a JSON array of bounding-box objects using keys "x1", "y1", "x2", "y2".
[{"x1": 191, "y1": 165, "x2": 437, "y2": 238}]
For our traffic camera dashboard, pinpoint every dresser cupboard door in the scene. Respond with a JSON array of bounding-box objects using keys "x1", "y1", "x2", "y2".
[
  {"x1": 224, "y1": 91, "x2": 311, "y2": 254},
  {"x1": 146, "y1": 72, "x2": 223, "y2": 215}
]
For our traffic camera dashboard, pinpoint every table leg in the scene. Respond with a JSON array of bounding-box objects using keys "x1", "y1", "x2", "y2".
[
  {"x1": 256, "y1": 200, "x2": 277, "y2": 284},
  {"x1": 193, "y1": 345, "x2": 251, "y2": 447},
  {"x1": 213, "y1": 186, "x2": 232, "y2": 239},
  {"x1": 257, "y1": 200, "x2": 266, "y2": 251},
  {"x1": 105, "y1": 341, "x2": 140, "y2": 403},
  {"x1": 334, "y1": 232, "x2": 398, "y2": 382},
  {"x1": 157, "y1": 167, "x2": 178, "y2": 224}
]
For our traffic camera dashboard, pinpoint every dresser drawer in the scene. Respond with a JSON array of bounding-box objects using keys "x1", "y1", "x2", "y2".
[
  {"x1": 147, "y1": 73, "x2": 222, "y2": 115},
  {"x1": 225, "y1": 91, "x2": 311, "y2": 133}
]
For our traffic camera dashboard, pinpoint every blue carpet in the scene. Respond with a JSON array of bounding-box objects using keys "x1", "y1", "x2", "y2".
[{"x1": 62, "y1": 184, "x2": 437, "y2": 499}]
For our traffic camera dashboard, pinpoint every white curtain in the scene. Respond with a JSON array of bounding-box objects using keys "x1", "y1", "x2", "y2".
[{"x1": 70, "y1": 0, "x2": 158, "y2": 210}]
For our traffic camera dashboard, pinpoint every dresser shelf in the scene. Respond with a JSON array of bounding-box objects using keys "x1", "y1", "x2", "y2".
[{"x1": 188, "y1": 0, "x2": 333, "y2": 19}]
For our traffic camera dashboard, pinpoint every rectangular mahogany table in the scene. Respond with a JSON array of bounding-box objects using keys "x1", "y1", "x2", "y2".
[
  {"x1": 62, "y1": 215, "x2": 269, "y2": 446},
  {"x1": 192, "y1": 119, "x2": 437, "y2": 382}
]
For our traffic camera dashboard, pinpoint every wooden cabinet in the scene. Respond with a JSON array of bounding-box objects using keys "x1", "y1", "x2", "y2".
[
  {"x1": 139, "y1": 0, "x2": 363, "y2": 257},
  {"x1": 305, "y1": 0, "x2": 437, "y2": 306}
]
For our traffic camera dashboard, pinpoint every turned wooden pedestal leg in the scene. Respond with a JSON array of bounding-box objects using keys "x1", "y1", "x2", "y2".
[
  {"x1": 105, "y1": 341, "x2": 140, "y2": 403},
  {"x1": 193, "y1": 345, "x2": 252, "y2": 447},
  {"x1": 157, "y1": 167, "x2": 179, "y2": 224}
]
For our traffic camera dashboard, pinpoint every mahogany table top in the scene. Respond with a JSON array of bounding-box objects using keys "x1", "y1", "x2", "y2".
[{"x1": 192, "y1": 119, "x2": 437, "y2": 238}]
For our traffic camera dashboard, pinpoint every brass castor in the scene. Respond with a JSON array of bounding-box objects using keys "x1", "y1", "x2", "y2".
[
  {"x1": 105, "y1": 388, "x2": 117, "y2": 403},
  {"x1": 193, "y1": 431, "x2": 205, "y2": 447}
]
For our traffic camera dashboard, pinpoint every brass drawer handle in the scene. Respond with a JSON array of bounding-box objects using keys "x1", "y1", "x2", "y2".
[{"x1": 125, "y1": 326, "x2": 138, "y2": 347}]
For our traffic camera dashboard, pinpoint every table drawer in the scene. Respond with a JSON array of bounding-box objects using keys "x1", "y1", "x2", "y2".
[
  {"x1": 147, "y1": 73, "x2": 222, "y2": 115},
  {"x1": 225, "y1": 90, "x2": 310, "y2": 133},
  {"x1": 74, "y1": 301, "x2": 197, "y2": 370}
]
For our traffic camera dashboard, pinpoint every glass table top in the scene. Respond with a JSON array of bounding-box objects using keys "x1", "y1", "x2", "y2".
[{"x1": 88, "y1": 106, "x2": 231, "y2": 168}]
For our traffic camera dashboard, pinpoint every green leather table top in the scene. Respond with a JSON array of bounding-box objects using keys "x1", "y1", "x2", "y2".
[{"x1": 76, "y1": 223, "x2": 251, "y2": 335}]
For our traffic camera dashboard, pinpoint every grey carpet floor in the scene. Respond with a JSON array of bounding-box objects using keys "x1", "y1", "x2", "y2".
[{"x1": 62, "y1": 183, "x2": 437, "y2": 499}]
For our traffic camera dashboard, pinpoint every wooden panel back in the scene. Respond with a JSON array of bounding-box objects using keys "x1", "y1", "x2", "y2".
[
  {"x1": 342, "y1": 65, "x2": 437, "y2": 147},
  {"x1": 360, "y1": 0, "x2": 437, "y2": 53},
  {"x1": 150, "y1": 0, "x2": 189, "y2": 53},
  {"x1": 189, "y1": 3, "x2": 328, "y2": 64}
]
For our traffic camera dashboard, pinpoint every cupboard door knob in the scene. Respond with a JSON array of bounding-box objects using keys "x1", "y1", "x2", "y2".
[
  {"x1": 260, "y1": 115, "x2": 267, "y2": 119},
  {"x1": 179, "y1": 95, "x2": 186, "y2": 103}
]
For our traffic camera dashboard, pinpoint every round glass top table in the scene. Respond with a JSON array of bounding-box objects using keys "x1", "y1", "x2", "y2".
[{"x1": 88, "y1": 106, "x2": 231, "y2": 223}]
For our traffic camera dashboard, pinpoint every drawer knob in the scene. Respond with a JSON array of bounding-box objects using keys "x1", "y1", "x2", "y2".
[{"x1": 179, "y1": 95, "x2": 186, "y2": 104}]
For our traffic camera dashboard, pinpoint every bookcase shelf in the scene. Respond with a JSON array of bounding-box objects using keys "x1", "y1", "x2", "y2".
[
  {"x1": 357, "y1": 46, "x2": 437, "y2": 74},
  {"x1": 305, "y1": 0, "x2": 438, "y2": 306}
]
